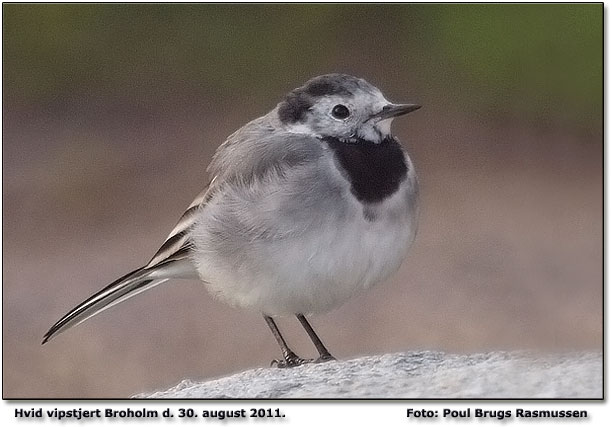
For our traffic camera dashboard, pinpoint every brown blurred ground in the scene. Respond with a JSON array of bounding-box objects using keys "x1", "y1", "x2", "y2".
[{"x1": 2, "y1": 98, "x2": 602, "y2": 398}]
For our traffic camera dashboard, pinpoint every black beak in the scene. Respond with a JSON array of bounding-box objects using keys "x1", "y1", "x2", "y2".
[{"x1": 371, "y1": 103, "x2": 421, "y2": 120}]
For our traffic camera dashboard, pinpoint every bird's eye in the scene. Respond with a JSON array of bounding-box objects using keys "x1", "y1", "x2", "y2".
[{"x1": 331, "y1": 104, "x2": 350, "y2": 120}]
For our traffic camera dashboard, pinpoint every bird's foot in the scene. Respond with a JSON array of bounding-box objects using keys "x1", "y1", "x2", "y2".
[
  {"x1": 271, "y1": 352, "x2": 336, "y2": 368},
  {"x1": 314, "y1": 353, "x2": 336, "y2": 363},
  {"x1": 271, "y1": 351, "x2": 314, "y2": 368}
]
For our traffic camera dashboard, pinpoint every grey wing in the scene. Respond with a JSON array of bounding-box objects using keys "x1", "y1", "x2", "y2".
[
  {"x1": 43, "y1": 119, "x2": 325, "y2": 343},
  {"x1": 207, "y1": 115, "x2": 326, "y2": 186},
  {"x1": 42, "y1": 179, "x2": 216, "y2": 344},
  {"x1": 145, "y1": 180, "x2": 216, "y2": 268}
]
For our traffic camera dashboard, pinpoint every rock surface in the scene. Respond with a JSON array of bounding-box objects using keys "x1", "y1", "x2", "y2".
[{"x1": 136, "y1": 351, "x2": 602, "y2": 399}]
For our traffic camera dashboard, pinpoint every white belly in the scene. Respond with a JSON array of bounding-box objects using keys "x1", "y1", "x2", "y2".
[{"x1": 191, "y1": 178, "x2": 418, "y2": 316}]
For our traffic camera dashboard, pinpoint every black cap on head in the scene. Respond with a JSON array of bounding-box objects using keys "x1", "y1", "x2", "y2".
[{"x1": 278, "y1": 74, "x2": 368, "y2": 124}]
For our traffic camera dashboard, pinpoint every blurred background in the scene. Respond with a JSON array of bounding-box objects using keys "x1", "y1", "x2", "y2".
[{"x1": 2, "y1": 4, "x2": 602, "y2": 398}]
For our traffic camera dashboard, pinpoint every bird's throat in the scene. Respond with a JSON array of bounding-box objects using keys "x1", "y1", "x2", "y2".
[{"x1": 322, "y1": 136, "x2": 408, "y2": 204}]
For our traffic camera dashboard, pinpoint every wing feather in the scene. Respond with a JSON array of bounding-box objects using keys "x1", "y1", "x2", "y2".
[{"x1": 145, "y1": 177, "x2": 217, "y2": 268}]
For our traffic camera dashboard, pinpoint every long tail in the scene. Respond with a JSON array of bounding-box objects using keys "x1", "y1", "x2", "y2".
[
  {"x1": 42, "y1": 260, "x2": 195, "y2": 344},
  {"x1": 43, "y1": 182, "x2": 213, "y2": 345}
]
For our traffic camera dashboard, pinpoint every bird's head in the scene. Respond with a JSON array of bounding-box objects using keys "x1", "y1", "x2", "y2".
[{"x1": 277, "y1": 74, "x2": 420, "y2": 143}]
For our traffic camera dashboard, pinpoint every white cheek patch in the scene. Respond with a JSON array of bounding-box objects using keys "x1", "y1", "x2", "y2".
[
  {"x1": 286, "y1": 122, "x2": 319, "y2": 137},
  {"x1": 377, "y1": 118, "x2": 393, "y2": 135}
]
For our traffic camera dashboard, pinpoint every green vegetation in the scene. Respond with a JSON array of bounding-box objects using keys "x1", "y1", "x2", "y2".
[{"x1": 3, "y1": 4, "x2": 602, "y2": 128}]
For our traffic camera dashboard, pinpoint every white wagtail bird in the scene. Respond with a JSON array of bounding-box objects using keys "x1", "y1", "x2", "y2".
[{"x1": 42, "y1": 74, "x2": 420, "y2": 367}]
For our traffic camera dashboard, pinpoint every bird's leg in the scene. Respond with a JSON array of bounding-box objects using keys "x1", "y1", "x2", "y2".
[
  {"x1": 263, "y1": 315, "x2": 313, "y2": 368},
  {"x1": 296, "y1": 314, "x2": 336, "y2": 363}
]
